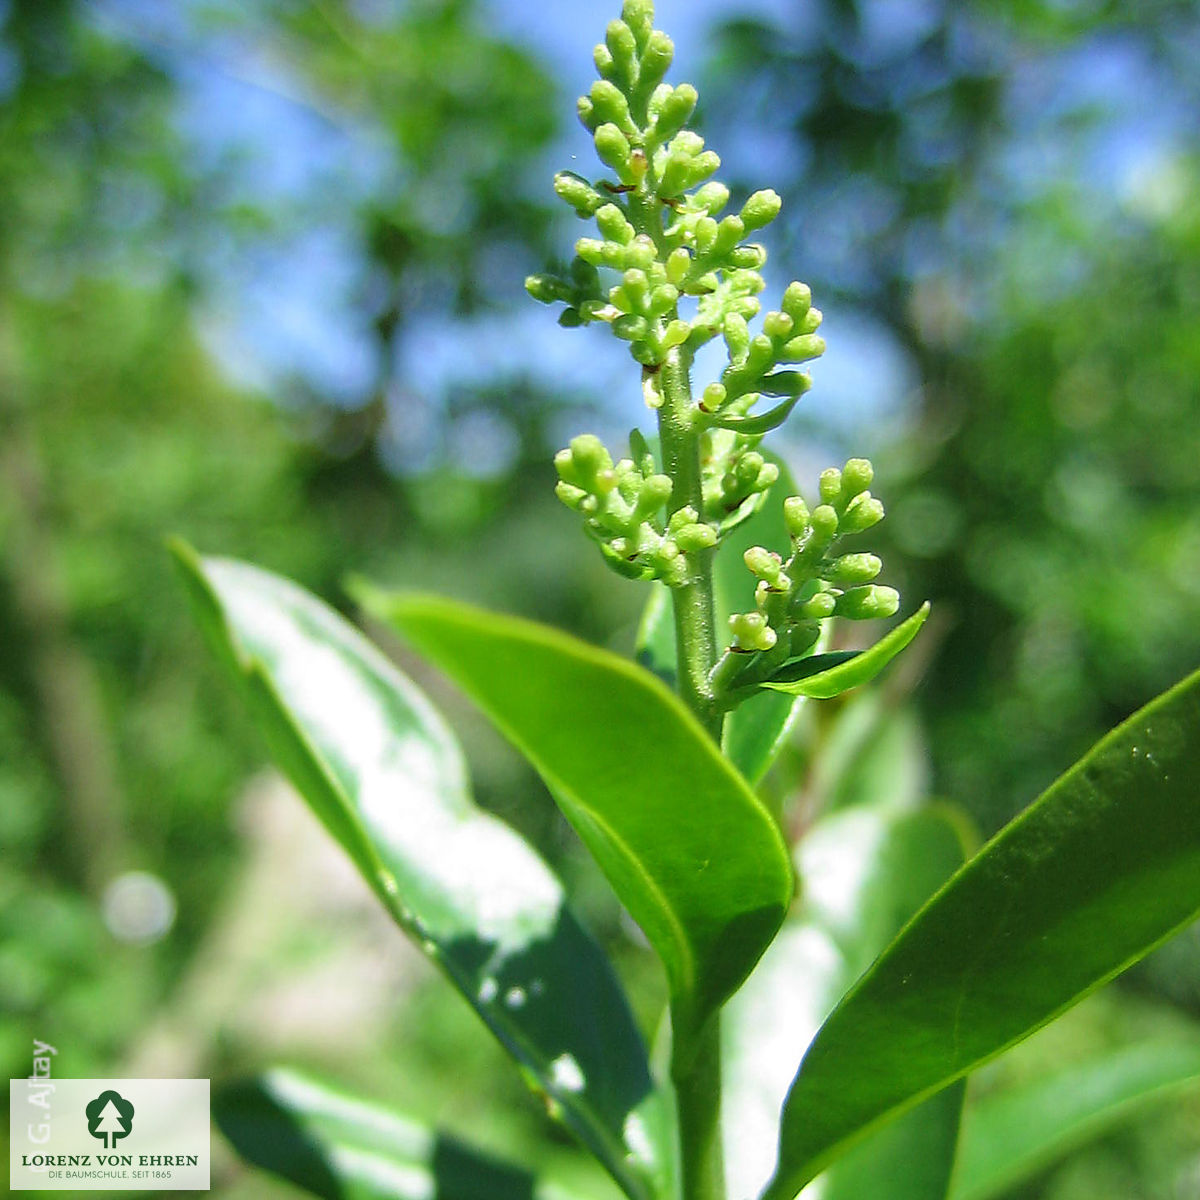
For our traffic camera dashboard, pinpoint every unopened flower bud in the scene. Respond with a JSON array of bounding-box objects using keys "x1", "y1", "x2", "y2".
[
  {"x1": 840, "y1": 492, "x2": 885, "y2": 533},
  {"x1": 782, "y1": 281, "x2": 812, "y2": 318},
  {"x1": 763, "y1": 310, "x2": 793, "y2": 339},
  {"x1": 554, "y1": 171, "x2": 602, "y2": 217},
  {"x1": 811, "y1": 504, "x2": 839, "y2": 543},
  {"x1": 783, "y1": 496, "x2": 810, "y2": 537},
  {"x1": 594, "y1": 123, "x2": 635, "y2": 184},
  {"x1": 730, "y1": 611, "x2": 777, "y2": 652},
  {"x1": 819, "y1": 468, "x2": 842, "y2": 506},
  {"x1": 621, "y1": 0, "x2": 654, "y2": 46},
  {"x1": 797, "y1": 591, "x2": 836, "y2": 620},
  {"x1": 525, "y1": 274, "x2": 568, "y2": 304},
  {"x1": 827, "y1": 553, "x2": 883, "y2": 584},
  {"x1": 836, "y1": 585, "x2": 900, "y2": 620},
  {"x1": 675, "y1": 522, "x2": 719, "y2": 551},
  {"x1": 692, "y1": 182, "x2": 730, "y2": 214},
  {"x1": 745, "y1": 546, "x2": 785, "y2": 586},
  {"x1": 596, "y1": 204, "x2": 635, "y2": 245},
  {"x1": 638, "y1": 30, "x2": 674, "y2": 92},
  {"x1": 662, "y1": 319, "x2": 691, "y2": 348},
  {"x1": 841, "y1": 458, "x2": 874, "y2": 497},
  {"x1": 700, "y1": 382, "x2": 727, "y2": 411},
  {"x1": 740, "y1": 188, "x2": 782, "y2": 231},
  {"x1": 782, "y1": 333, "x2": 826, "y2": 361},
  {"x1": 649, "y1": 83, "x2": 699, "y2": 144}
]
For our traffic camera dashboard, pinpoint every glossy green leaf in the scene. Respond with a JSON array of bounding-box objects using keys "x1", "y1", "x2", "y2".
[
  {"x1": 723, "y1": 804, "x2": 969, "y2": 1200},
  {"x1": 171, "y1": 546, "x2": 664, "y2": 1200},
  {"x1": 950, "y1": 1038, "x2": 1200, "y2": 1200},
  {"x1": 215, "y1": 1068, "x2": 590, "y2": 1200},
  {"x1": 764, "y1": 667, "x2": 1200, "y2": 1200},
  {"x1": 636, "y1": 455, "x2": 806, "y2": 784},
  {"x1": 361, "y1": 586, "x2": 793, "y2": 1044},
  {"x1": 755, "y1": 603, "x2": 930, "y2": 699}
]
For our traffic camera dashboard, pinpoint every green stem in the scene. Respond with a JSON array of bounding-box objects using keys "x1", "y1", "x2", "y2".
[
  {"x1": 658, "y1": 344, "x2": 722, "y2": 741},
  {"x1": 658, "y1": 332, "x2": 726, "y2": 1200},
  {"x1": 671, "y1": 1019, "x2": 725, "y2": 1200},
  {"x1": 629, "y1": 177, "x2": 726, "y2": 1200}
]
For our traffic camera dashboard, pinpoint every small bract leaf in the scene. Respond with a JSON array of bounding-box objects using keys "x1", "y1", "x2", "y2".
[
  {"x1": 764, "y1": 666, "x2": 1200, "y2": 1199},
  {"x1": 171, "y1": 545, "x2": 664, "y2": 1200},
  {"x1": 361, "y1": 585, "x2": 793, "y2": 1045},
  {"x1": 757, "y1": 603, "x2": 930, "y2": 699}
]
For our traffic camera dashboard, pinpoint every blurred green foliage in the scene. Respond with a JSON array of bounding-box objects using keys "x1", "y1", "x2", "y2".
[{"x1": 2, "y1": 0, "x2": 1199, "y2": 1196}]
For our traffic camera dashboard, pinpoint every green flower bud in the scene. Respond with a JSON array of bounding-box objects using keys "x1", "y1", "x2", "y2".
[
  {"x1": 795, "y1": 306, "x2": 823, "y2": 334},
  {"x1": 783, "y1": 495, "x2": 810, "y2": 537},
  {"x1": 840, "y1": 492, "x2": 885, "y2": 533},
  {"x1": 556, "y1": 481, "x2": 589, "y2": 510},
  {"x1": 594, "y1": 123, "x2": 635, "y2": 184},
  {"x1": 675, "y1": 522, "x2": 719, "y2": 551},
  {"x1": 745, "y1": 546, "x2": 785, "y2": 586},
  {"x1": 649, "y1": 83, "x2": 698, "y2": 145},
  {"x1": 715, "y1": 215, "x2": 745, "y2": 255},
  {"x1": 835, "y1": 585, "x2": 900, "y2": 621},
  {"x1": 621, "y1": 0, "x2": 654, "y2": 47},
  {"x1": 558, "y1": 308, "x2": 584, "y2": 327},
  {"x1": 577, "y1": 95, "x2": 596, "y2": 130},
  {"x1": 605, "y1": 19, "x2": 639, "y2": 84},
  {"x1": 781, "y1": 333, "x2": 826, "y2": 361},
  {"x1": 666, "y1": 247, "x2": 692, "y2": 285},
  {"x1": 827, "y1": 553, "x2": 883, "y2": 584},
  {"x1": 590, "y1": 80, "x2": 635, "y2": 134},
  {"x1": 639, "y1": 473, "x2": 673, "y2": 510},
  {"x1": 819, "y1": 467, "x2": 842, "y2": 506},
  {"x1": 811, "y1": 504, "x2": 839, "y2": 543},
  {"x1": 693, "y1": 182, "x2": 730, "y2": 214},
  {"x1": 782, "y1": 281, "x2": 812, "y2": 318},
  {"x1": 740, "y1": 188, "x2": 782, "y2": 231},
  {"x1": 569, "y1": 434, "x2": 612, "y2": 478},
  {"x1": 763, "y1": 310, "x2": 793, "y2": 339},
  {"x1": 596, "y1": 203, "x2": 635, "y2": 244},
  {"x1": 638, "y1": 30, "x2": 674, "y2": 94},
  {"x1": 662, "y1": 318, "x2": 691, "y2": 348},
  {"x1": 667, "y1": 505, "x2": 700, "y2": 533},
  {"x1": 525, "y1": 274, "x2": 568, "y2": 304},
  {"x1": 700, "y1": 382, "x2": 727, "y2": 412},
  {"x1": 728, "y1": 244, "x2": 767, "y2": 270},
  {"x1": 796, "y1": 591, "x2": 836, "y2": 620},
  {"x1": 730, "y1": 611, "x2": 777, "y2": 652},
  {"x1": 594, "y1": 42, "x2": 615, "y2": 79},
  {"x1": 574, "y1": 237, "x2": 607, "y2": 266},
  {"x1": 841, "y1": 457, "x2": 874, "y2": 497},
  {"x1": 756, "y1": 461, "x2": 780, "y2": 489},
  {"x1": 613, "y1": 313, "x2": 648, "y2": 341},
  {"x1": 723, "y1": 312, "x2": 750, "y2": 361},
  {"x1": 648, "y1": 283, "x2": 679, "y2": 315},
  {"x1": 554, "y1": 171, "x2": 603, "y2": 217},
  {"x1": 694, "y1": 216, "x2": 719, "y2": 254},
  {"x1": 622, "y1": 267, "x2": 650, "y2": 308},
  {"x1": 624, "y1": 236, "x2": 657, "y2": 269}
]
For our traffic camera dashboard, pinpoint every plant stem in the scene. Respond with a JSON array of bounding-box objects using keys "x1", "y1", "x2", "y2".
[
  {"x1": 672, "y1": 1019, "x2": 725, "y2": 1200},
  {"x1": 657, "y1": 341, "x2": 727, "y2": 1200},
  {"x1": 657, "y1": 345, "x2": 722, "y2": 742}
]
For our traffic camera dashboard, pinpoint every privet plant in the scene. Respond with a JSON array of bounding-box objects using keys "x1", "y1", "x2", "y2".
[{"x1": 178, "y1": 4, "x2": 1200, "y2": 1199}]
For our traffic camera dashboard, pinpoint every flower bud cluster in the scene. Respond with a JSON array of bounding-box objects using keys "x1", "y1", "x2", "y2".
[
  {"x1": 699, "y1": 428, "x2": 780, "y2": 534},
  {"x1": 724, "y1": 459, "x2": 897, "y2": 661},
  {"x1": 524, "y1": 0, "x2": 823, "y2": 434},
  {"x1": 554, "y1": 434, "x2": 717, "y2": 586}
]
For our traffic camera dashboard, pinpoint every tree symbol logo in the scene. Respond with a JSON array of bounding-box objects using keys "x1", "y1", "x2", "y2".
[{"x1": 85, "y1": 1090, "x2": 135, "y2": 1149}]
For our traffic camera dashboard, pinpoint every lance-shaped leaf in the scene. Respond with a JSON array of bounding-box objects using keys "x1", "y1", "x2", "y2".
[
  {"x1": 361, "y1": 586, "x2": 794, "y2": 1045},
  {"x1": 637, "y1": 454, "x2": 806, "y2": 784},
  {"x1": 215, "y1": 1068, "x2": 592, "y2": 1200},
  {"x1": 171, "y1": 546, "x2": 664, "y2": 1200},
  {"x1": 752, "y1": 604, "x2": 930, "y2": 700},
  {"x1": 950, "y1": 1037, "x2": 1200, "y2": 1200},
  {"x1": 764, "y1": 667, "x2": 1200, "y2": 1200},
  {"x1": 723, "y1": 804, "x2": 969, "y2": 1200}
]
